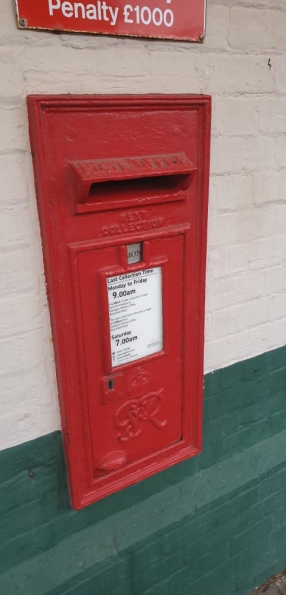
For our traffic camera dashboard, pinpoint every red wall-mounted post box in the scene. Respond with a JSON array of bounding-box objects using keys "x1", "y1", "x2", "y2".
[{"x1": 28, "y1": 95, "x2": 211, "y2": 509}]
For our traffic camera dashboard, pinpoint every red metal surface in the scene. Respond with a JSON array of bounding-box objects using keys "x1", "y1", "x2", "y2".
[
  {"x1": 27, "y1": 95, "x2": 211, "y2": 509},
  {"x1": 16, "y1": 0, "x2": 206, "y2": 42},
  {"x1": 70, "y1": 153, "x2": 197, "y2": 213}
]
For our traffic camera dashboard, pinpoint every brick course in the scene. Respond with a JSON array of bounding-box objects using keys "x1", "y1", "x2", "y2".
[{"x1": 0, "y1": 347, "x2": 285, "y2": 594}]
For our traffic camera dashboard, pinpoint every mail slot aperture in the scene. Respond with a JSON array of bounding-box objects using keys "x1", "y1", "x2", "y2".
[{"x1": 70, "y1": 153, "x2": 197, "y2": 213}]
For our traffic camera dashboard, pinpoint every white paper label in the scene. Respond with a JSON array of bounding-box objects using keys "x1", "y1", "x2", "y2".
[
  {"x1": 107, "y1": 267, "x2": 163, "y2": 367},
  {"x1": 127, "y1": 242, "x2": 142, "y2": 264}
]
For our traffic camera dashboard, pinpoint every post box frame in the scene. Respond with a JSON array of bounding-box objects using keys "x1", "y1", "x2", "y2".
[{"x1": 28, "y1": 95, "x2": 211, "y2": 509}]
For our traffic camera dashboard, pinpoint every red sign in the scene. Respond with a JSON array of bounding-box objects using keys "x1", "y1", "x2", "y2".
[{"x1": 16, "y1": 0, "x2": 206, "y2": 41}]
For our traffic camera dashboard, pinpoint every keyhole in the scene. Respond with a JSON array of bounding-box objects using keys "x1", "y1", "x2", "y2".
[{"x1": 107, "y1": 379, "x2": 114, "y2": 390}]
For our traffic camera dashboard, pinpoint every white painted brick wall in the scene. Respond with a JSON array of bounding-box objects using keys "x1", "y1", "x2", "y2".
[{"x1": 0, "y1": 0, "x2": 286, "y2": 449}]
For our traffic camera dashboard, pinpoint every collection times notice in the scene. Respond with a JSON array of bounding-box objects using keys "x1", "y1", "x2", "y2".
[{"x1": 107, "y1": 267, "x2": 163, "y2": 367}]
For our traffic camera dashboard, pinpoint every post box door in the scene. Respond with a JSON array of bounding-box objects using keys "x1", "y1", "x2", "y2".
[{"x1": 71, "y1": 230, "x2": 187, "y2": 476}]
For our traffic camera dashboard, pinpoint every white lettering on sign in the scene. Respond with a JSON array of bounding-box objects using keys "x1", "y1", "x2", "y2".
[
  {"x1": 48, "y1": 0, "x2": 119, "y2": 25},
  {"x1": 123, "y1": 4, "x2": 173, "y2": 26},
  {"x1": 107, "y1": 267, "x2": 163, "y2": 367},
  {"x1": 47, "y1": 0, "x2": 173, "y2": 27}
]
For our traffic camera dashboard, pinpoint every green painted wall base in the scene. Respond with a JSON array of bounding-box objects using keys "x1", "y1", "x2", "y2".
[{"x1": 1, "y1": 346, "x2": 286, "y2": 595}]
